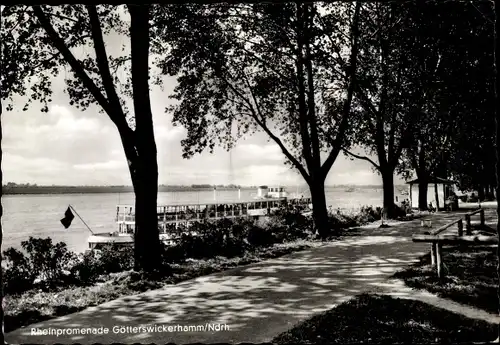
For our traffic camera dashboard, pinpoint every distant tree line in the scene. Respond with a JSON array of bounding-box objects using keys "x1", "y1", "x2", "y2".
[{"x1": 1, "y1": 183, "x2": 251, "y2": 195}]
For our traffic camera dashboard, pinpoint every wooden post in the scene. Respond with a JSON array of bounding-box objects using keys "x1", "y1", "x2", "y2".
[
  {"x1": 431, "y1": 242, "x2": 437, "y2": 266},
  {"x1": 436, "y1": 243, "x2": 444, "y2": 278},
  {"x1": 457, "y1": 219, "x2": 463, "y2": 236},
  {"x1": 465, "y1": 214, "x2": 472, "y2": 235},
  {"x1": 480, "y1": 209, "x2": 485, "y2": 227}
]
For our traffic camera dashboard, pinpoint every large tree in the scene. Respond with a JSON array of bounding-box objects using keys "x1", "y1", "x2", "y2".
[
  {"x1": 1, "y1": 5, "x2": 162, "y2": 271},
  {"x1": 1, "y1": 102, "x2": 4, "y2": 343},
  {"x1": 346, "y1": 1, "x2": 495, "y2": 215},
  {"x1": 152, "y1": 3, "x2": 361, "y2": 237},
  {"x1": 397, "y1": 1, "x2": 495, "y2": 208},
  {"x1": 428, "y1": 2, "x2": 495, "y2": 202},
  {"x1": 344, "y1": 3, "x2": 425, "y2": 218},
  {"x1": 494, "y1": 0, "x2": 500, "y2": 339}
]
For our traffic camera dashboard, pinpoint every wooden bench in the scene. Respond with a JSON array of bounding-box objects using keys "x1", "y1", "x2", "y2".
[
  {"x1": 413, "y1": 216, "x2": 497, "y2": 278},
  {"x1": 413, "y1": 218, "x2": 462, "y2": 278}
]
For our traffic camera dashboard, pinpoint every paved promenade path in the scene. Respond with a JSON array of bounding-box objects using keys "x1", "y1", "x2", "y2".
[{"x1": 5, "y1": 209, "x2": 497, "y2": 344}]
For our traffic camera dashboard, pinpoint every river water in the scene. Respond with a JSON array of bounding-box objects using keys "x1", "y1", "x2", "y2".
[{"x1": 1, "y1": 186, "x2": 397, "y2": 253}]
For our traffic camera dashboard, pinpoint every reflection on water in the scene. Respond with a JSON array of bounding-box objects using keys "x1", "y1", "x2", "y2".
[{"x1": 1, "y1": 187, "x2": 386, "y2": 253}]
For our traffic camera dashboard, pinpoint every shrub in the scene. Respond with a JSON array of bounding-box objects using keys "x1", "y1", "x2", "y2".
[
  {"x1": 22, "y1": 237, "x2": 75, "y2": 285},
  {"x1": 69, "y1": 250, "x2": 105, "y2": 285},
  {"x1": 356, "y1": 205, "x2": 383, "y2": 223},
  {"x1": 174, "y1": 221, "x2": 248, "y2": 259},
  {"x1": 265, "y1": 208, "x2": 314, "y2": 242},
  {"x1": 247, "y1": 226, "x2": 277, "y2": 247},
  {"x1": 2, "y1": 248, "x2": 36, "y2": 295},
  {"x1": 177, "y1": 233, "x2": 211, "y2": 259},
  {"x1": 2, "y1": 237, "x2": 76, "y2": 294},
  {"x1": 161, "y1": 218, "x2": 257, "y2": 261},
  {"x1": 162, "y1": 243, "x2": 187, "y2": 264},
  {"x1": 328, "y1": 209, "x2": 358, "y2": 230},
  {"x1": 98, "y1": 245, "x2": 134, "y2": 273}
]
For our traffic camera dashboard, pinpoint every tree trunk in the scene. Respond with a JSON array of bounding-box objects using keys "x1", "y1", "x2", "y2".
[
  {"x1": 381, "y1": 168, "x2": 396, "y2": 219},
  {"x1": 128, "y1": 4, "x2": 162, "y2": 273},
  {"x1": 118, "y1": 132, "x2": 161, "y2": 272},
  {"x1": 434, "y1": 182, "x2": 440, "y2": 210},
  {"x1": 495, "y1": 0, "x2": 500, "y2": 339},
  {"x1": 309, "y1": 178, "x2": 329, "y2": 238},
  {"x1": 132, "y1": 160, "x2": 161, "y2": 272},
  {"x1": 416, "y1": 171, "x2": 429, "y2": 210},
  {"x1": 0, "y1": 101, "x2": 5, "y2": 342},
  {"x1": 478, "y1": 185, "x2": 485, "y2": 201}
]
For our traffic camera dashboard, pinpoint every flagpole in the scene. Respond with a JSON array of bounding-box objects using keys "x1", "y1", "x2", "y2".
[{"x1": 69, "y1": 205, "x2": 94, "y2": 235}]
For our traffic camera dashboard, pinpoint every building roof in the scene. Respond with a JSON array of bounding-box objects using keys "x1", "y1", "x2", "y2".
[{"x1": 406, "y1": 177, "x2": 457, "y2": 185}]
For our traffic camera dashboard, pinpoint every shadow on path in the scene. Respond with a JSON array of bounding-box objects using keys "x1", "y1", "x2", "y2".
[
  {"x1": 6, "y1": 235, "x2": 428, "y2": 344},
  {"x1": 7, "y1": 212, "x2": 497, "y2": 344}
]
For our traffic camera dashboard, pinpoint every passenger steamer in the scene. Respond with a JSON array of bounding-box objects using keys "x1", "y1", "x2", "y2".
[{"x1": 88, "y1": 186, "x2": 312, "y2": 249}]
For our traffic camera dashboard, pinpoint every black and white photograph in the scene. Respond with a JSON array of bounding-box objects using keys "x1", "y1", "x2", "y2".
[{"x1": 0, "y1": 1, "x2": 499, "y2": 344}]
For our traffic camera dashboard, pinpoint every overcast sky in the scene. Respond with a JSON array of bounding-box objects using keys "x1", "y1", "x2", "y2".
[
  {"x1": 2, "y1": 80, "x2": 403, "y2": 187},
  {"x1": 1, "y1": 7, "x2": 405, "y2": 187}
]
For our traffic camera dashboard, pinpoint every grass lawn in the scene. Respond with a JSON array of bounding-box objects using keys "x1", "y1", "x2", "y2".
[
  {"x1": 272, "y1": 294, "x2": 497, "y2": 344},
  {"x1": 4, "y1": 241, "x2": 317, "y2": 333},
  {"x1": 394, "y1": 244, "x2": 498, "y2": 314}
]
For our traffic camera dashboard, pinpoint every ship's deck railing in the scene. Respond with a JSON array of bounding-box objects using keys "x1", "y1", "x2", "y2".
[{"x1": 116, "y1": 197, "x2": 312, "y2": 224}]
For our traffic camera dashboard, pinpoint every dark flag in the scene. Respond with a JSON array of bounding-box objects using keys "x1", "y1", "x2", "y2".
[{"x1": 60, "y1": 207, "x2": 75, "y2": 229}]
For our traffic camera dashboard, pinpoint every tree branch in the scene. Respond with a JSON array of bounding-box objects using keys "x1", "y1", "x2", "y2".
[
  {"x1": 295, "y1": 3, "x2": 314, "y2": 175},
  {"x1": 220, "y1": 68, "x2": 311, "y2": 183},
  {"x1": 304, "y1": 3, "x2": 322, "y2": 171},
  {"x1": 390, "y1": 122, "x2": 413, "y2": 168},
  {"x1": 251, "y1": 110, "x2": 311, "y2": 184},
  {"x1": 239, "y1": 68, "x2": 312, "y2": 183},
  {"x1": 354, "y1": 84, "x2": 380, "y2": 126},
  {"x1": 44, "y1": 11, "x2": 81, "y2": 23},
  {"x1": 86, "y1": 5, "x2": 125, "y2": 119},
  {"x1": 240, "y1": 46, "x2": 297, "y2": 88},
  {"x1": 342, "y1": 147, "x2": 380, "y2": 170},
  {"x1": 321, "y1": 1, "x2": 362, "y2": 179},
  {"x1": 410, "y1": 146, "x2": 420, "y2": 172},
  {"x1": 32, "y1": 6, "x2": 129, "y2": 132},
  {"x1": 28, "y1": 35, "x2": 93, "y2": 71}
]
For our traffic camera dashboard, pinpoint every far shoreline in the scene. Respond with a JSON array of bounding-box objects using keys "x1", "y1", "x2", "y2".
[
  {"x1": 2, "y1": 186, "x2": 250, "y2": 195},
  {"x1": 1, "y1": 184, "x2": 390, "y2": 196}
]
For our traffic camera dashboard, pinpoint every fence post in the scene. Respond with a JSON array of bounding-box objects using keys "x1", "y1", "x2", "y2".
[
  {"x1": 431, "y1": 242, "x2": 437, "y2": 266},
  {"x1": 465, "y1": 214, "x2": 472, "y2": 235},
  {"x1": 457, "y1": 219, "x2": 463, "y2": 236},
  {"x1": 436, "y1": 243, "x2": 444, "y2": 278},
  {"x1": 480, "y1": 209, "x2": 485, "y2": 228}
]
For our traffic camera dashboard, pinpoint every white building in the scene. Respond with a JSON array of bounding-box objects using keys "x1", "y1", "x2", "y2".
[{"x1": 407, "y1": 177, "x2": 457, "y2": 210}]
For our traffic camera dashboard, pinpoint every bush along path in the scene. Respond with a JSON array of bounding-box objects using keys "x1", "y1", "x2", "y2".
[{"x1": 3, "y1": 206, "x2": 384, "y2": 333}]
